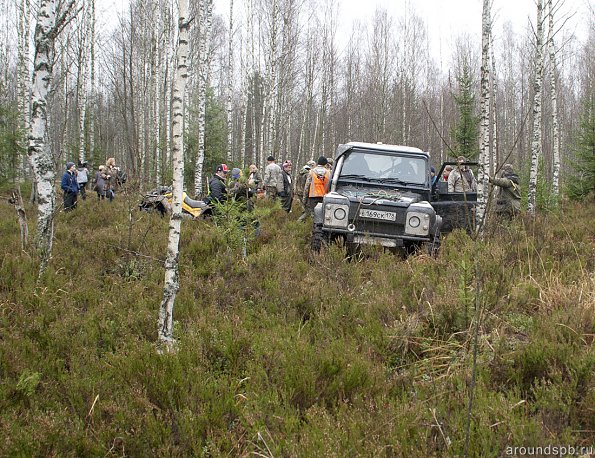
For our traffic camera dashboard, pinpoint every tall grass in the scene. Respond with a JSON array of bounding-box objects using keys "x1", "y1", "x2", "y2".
[{"x1": 0, "y1": 185, "x2": 593, "y2": 456}]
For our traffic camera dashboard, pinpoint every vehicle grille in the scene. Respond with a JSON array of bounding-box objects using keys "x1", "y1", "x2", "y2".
[{"x1": 348, "y1": 204, "x2": 407, "y2": 235}]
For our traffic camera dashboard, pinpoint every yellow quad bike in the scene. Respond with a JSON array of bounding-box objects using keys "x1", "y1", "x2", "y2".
[{"x1": 139, "y1": 186, "x2": 211, "y2": 219}]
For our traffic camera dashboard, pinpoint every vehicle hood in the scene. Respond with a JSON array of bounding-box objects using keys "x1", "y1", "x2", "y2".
[{"x1": 328, "y1": 188, "x2": 422, "y2": 205}]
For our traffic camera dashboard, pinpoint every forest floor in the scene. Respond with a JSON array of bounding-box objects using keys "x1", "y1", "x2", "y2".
[{"x1": 0, "y1": 184, "x2": 593, "y2": 457}]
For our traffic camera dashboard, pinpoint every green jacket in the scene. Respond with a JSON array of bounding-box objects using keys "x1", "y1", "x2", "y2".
[{"x1": 490, "y1": 173, "x2": 521, "y2": 213}]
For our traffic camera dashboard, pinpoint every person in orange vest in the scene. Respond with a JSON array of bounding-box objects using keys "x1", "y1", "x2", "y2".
[{"x1": 303, "y1": 156, "x2": 331, "y2": 217}]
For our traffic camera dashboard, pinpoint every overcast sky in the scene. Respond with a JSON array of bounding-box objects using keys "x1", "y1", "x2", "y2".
[{"x1": 97, "y1": 0, "x2": 591, "y2": 63}]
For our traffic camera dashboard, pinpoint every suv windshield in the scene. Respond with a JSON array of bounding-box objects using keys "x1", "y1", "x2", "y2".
[{"x1": 340, "y1": 151, "x2": 426, "y2": 185}]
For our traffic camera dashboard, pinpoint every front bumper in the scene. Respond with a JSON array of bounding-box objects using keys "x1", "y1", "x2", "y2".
[{"x1": 321, "y1": 226, "x2": 432, "y2": 247}]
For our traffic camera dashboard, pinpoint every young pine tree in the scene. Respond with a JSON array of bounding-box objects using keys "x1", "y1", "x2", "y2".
[{"x1": 452, "y1": 65, "x2": 479, "y2": 160}]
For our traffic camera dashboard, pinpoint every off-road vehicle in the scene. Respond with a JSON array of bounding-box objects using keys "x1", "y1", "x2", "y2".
[{"x1": 311, "y1": 142, "x2": 477, "y2": 255}]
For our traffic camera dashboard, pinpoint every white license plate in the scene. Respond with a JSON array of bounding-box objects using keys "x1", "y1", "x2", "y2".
[{"x1": 359, "y1": 209, "x2": 396, "y2": 221}]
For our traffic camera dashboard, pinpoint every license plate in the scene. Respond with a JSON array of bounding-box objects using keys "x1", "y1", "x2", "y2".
[{"x1": 359, "y1": 209, "x2": 396, "y2": 221}]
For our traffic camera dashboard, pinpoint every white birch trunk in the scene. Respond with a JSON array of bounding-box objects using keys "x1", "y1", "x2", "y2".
[
  {"x1": 265, "y1": 0, "x2": 279, "y2": 157},
  {"x1": 194, "y1": 0, "x2": 213, "y2": 196},
  {"x1": 159, "y1": 0, "x2": 190, "y2": 348},
  {"x1": 476, "y1": 0, "x2": 491, "y2": 233},
  {"x1": 88, "y1": 0, "x2": 95, "y2": 163},
  {"x1": 155, "y1": 42, "x2": 162, "y2": 185},
  {"x1": 29, "y1": 0, "x2": 76, "y2": 275},
  {"x1": 226, "y1": 0, "x2": 234, "y2": 162},
  {"x1": 151, "y1": 2, "x2": 161, "y2": 185},
  {"x1": 76, "y1": 15, "x2": 88, "y2": 165},
  {"x1": 547, "y1": 0, "x2": 560, "y2": 199},
  {"x1": 528, "y1": 0, "x2": 544, "y2": 215},
  {"x1": 490, "y1": 28, "x2": 498, "y2": 176},
  {"x1": 17, "y1": 0, "x2": 31, "y2": 178},
  {"x1": 165, "y1": 39, "x2": 173, "y2": 171}
]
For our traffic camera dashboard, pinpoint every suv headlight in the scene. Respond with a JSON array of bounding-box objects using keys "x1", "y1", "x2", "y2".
[
  {"x1": 324, "y1": 203, "x2": 350, "y2": 228},
  {"x1": 405, "y1": 202, "x2": 435, "y2": 236}
]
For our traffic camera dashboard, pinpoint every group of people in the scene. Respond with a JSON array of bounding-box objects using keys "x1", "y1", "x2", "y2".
[
  {"x1": 205, "y1": 154, "x2": 333, "y2": 218},
  {"x1": 205, "y1": 155, "x2": 335, "y2": 223},
  {"x1": 60, "y1": 157, "x2": 123, "y2": 211},
  {"x1": 430, "y1": 155, "x2": 521, "y2": 218},
  {"x1": 205, "y1": 153, "x2": 520, "y2": 221}
]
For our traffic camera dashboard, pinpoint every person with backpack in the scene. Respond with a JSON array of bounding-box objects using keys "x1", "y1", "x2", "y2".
[
  {"x1": 76, "y1": 161, "x2": 89, "y2": 200},
  {"x1": 303, "y1": 156, "x2": 331, "y2": 217}
]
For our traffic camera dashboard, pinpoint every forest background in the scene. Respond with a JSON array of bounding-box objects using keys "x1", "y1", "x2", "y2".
[{"x1": 0, "y1": 0, "x2": 593, "y2": 197}]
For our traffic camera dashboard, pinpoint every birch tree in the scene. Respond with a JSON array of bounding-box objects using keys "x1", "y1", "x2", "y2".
[
  {"x1": 528, "y1": 0, "x2": 545, "y2": 215},
  {"x1": 159, "y1": 0, "x2": 190, "y2": 348},
  {"x1": 28, "y1": 0, "x2": 77, "y2": 275},
  {"x1": 88, "y1": 0, "x2": 95, "y2": 164},
  {"x1": 476, "y1": 0, "x2": 491, "y2": 232},
  {"x1": 490, "y1": 28, "x2": 498, "y2": 175},
  {"x1": 17, "y1": 0, "x2": 31, "y2": 178},
  {"x1": 547, "y1": 0, "x2": 561, "y2": 200},
  {"x1": 225, "y1": 0, "x2": 234, "y2": 162},
  {"x1": 76, "y1": 4, "x2": 89, "y2": 164},
  {"x1": 193, "y1": 0, "x2": 213, "y2": 197}
]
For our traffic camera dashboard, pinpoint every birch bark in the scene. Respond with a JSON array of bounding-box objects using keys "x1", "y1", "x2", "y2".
[
  {"x1": 29, "y1": 0, "x2": 77, "y2": 275},
  {"x1": 547, "y1": 0, "x2": 560, "y2": 200},
  {"x1": 76, "y1": 7, "x2": 88, "y2": 164},
  {"x1": 490, "y1": 28, "x2": 498, "y2": 175},
  {"x1": 226, "y1": 0, "x2": 234, "y2": 162},
  {"x1": 476, "y1": 0, "x2": 491, "y2": 233},
  {"x1": 88, "y1": 0, "x2": 95, "y2": 163},
  {"x1": 528, "y1": 0, "x2": 544, "y2": 215},
  {"x1": 193, "y1": 0, "x2": 213, "y2": 197},
  {"x1": 158, "y1": 0, "x2": 190, "y2": 348},
  {"x1": 17, "y1": 0, "x2": 31, "y2": 178}
]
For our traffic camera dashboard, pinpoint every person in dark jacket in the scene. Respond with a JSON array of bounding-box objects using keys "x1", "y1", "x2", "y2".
[
  {"x1": 207, "y1": 164, "x2": 229, "y2": 205},
  {"x1": 280, "y1": 160, "x2": 293, "y2": 212},
  {"x1": 61, "y1": 161, "x2": 79, "y2": 211}
]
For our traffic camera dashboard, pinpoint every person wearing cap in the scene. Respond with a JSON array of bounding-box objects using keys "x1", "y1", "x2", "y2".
[
  {"x1": 303, "y1": 156, "x2": 331, "y2": 217},
  {"x1": 263, "y1": 155, "x2": 283, "y2": 200},
  {"x1": 279, "y1": 160, "x2": 293, "y2": 212},
  {"x1": 295, "y1": 161, "x2": 313, "y2": 202},
  {"x1": 430, "y1": 166, "x2": 438, "y2": 186},
  {"x1": 489, "y1": 163, "x2": 521, "y2": 219},
  {"x1": 207, "y1": 164, "x2": 229, "y2": 205},
  {"x1": 61, "y1": 161, "x2": 79, "y2": 211},
  {"x1": 230, "y1": 167, "x2": 255, "y2": 212},
  {"x1": 231, "y1": 168, "x2": 242, "y2": 180},
  {"x1": 448, "y1": 155, "x2": 477, "y2": 193},
  {"x1": 295, "y1": 161, "x2": 314, "y2": 221}
]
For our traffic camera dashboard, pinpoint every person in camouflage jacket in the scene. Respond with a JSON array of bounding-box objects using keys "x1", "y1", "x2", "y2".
[{"x1": 489, "y1": 163, "x2": 521, "y2": 218}]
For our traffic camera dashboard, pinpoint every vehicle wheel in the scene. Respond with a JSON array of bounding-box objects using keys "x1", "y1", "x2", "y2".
[
  {"x1": 345, "y1": 242, "x2": 361, "y2": 260},
  {"x1": 311, "y1": 223, "x2": 325, "y2": 253},
  {"x1": 424, "y1": 231, "x2": 441, "y2": 257}
]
